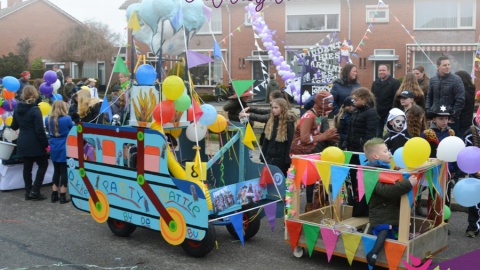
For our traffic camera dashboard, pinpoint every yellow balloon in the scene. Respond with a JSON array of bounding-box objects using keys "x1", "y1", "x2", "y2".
[
  {"x1": 403, "y1": 137, "x2": 431, "y2": 168},
  {"x1": 163, "y1": 75, "x2": 184, "y2": 101},
  {"x1": 4, "y1": 116, "x2": 12, "y2": 126},
  {"x1": 321, "y1": 146, "x2": 345, "y2": 164},
  {"x1": 165, "y1": 128, "x2": 182, "y2": 138},
  {"x1": 38, "y1": 102, "x2": 52, "y2": 117},
  {"x1": 208, "y1": 115, "x2": 227, "y2": 133},
  {"x1": 0, "y1": 117, "x2": 3, "y2": 126}
]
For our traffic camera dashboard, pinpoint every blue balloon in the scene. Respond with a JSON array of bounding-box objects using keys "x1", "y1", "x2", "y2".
[
  {"x1": 393, "y1": 147, "x2": 406, "y2": 169},
  {"x1": 136, "y1": 64, "x2": 157, "y2": 85},
  {"x1": 52, "y1": 94, "x2": 63, "y2": 102},
  {"x1": 453, "y1": 178, "x2": 480, "y2": 207},
  {"x1": 199, "y1": 104, "x2": 217, "y2": 126},
  {"x1": 2, "y1": 76, "x2": 20, "y2": 92}
]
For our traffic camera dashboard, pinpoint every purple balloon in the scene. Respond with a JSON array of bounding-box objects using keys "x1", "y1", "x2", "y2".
[
  {"x1": 457, "y1": 146, "x2": 480, "y2": 173},
  {"x1": 43, "y1": 70, "x2": 58, "y2": 84},
  {"x1": 2, "y1": 99, "x2": 17, "y2": 111},
  {"x1": 39, "y1": 82, "x2": 54, "y2": 96}
]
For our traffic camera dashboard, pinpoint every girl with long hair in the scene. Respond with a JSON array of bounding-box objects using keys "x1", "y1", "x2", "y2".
[
  {"x1": 45, "y1": 100, "x2": 73, "y2": 203},
  {"x1": 393, "y1": 72, "x2": 425, "y2": 109},
  {"x1": 413, "y1": 65, "x2": 430, "y2": 96},
  {"x1": 406, "y1": 103, "x2": 427, "y2": 138},
  {"x1": 76, "y1": 89, "x2": 103, "y2": 124}
]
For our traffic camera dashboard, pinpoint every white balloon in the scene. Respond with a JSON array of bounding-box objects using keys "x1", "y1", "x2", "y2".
[
  {"x1": 437, "y1": 136, "x2": 465, "y2": 162},
  {"x1": 52, "y1": 79, "x2": 61, "y2": 91},
  {"x1": 186, "y1": 123, "x2": 207, "y2": 142},
  {"x1": 3, "y1": 128, "x2": 18, "y2": 141}
]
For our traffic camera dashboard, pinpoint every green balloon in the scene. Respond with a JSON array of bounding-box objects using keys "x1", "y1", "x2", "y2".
[
  {"x1": 444, "y1": 205, "x2": 451, "y2": 220},
  {"x1": 174, "y1": 94, "x2": 191, "y2": 111}
]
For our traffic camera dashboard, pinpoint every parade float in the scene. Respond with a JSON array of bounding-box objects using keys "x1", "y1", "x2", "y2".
[{"x1": 65, "y1": 0, "x2": 285, "y2": 258}]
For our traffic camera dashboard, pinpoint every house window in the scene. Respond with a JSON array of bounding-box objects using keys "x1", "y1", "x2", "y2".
[
  {"x1": 179, "y1": 52, "x2": 223, "y2": 86},
  {"x1": 197, "y1": 8, "x2": 222, "y2": 34},
  {"x1": 286, "y1": 2, "x2": 340, "y2": 32},
  {"x1": 414, "y1": 51, "x2": 473, "y2": 78},
  {"x1": 366, "y1": 5, "x2": 389, "y2": 23},
  {"x1": 414, "y1": 0, "x2": 475, "y2": 29}
]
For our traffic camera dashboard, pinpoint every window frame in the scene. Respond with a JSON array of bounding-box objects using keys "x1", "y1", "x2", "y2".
[
  {"x1": 197, "y1": 7, "x2": 222, "y2": 34},
  {"x1": 365, "y1": 5, "x2": 389, "y2": 23},
  {"x1": 286, "y1": 14, "x2": 339, "y2": 32},
  {"x1": 414, "y1": 0, "x2": 476, "y2": 30},
  {"x1": 179, "y1": 51, "x2": 223, "y2": 87}
]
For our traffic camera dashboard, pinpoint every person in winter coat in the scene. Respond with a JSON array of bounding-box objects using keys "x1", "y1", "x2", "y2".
[
  {"x1": 383, "y1": 108, "x2": 410, "y2": 155},
  {"x1": 265, "y1": 74, "x2": 279, "y2": 103},
  {"x1": 331, "y1": 63, "x2": 360, "y2": 116},
  {"x1": 463, "y1": 115, "x2": 480, "y2": 237},
  {"x1": 392, "y1": 72, "x2": 425, "y2": 110},
  {"x1": 223, "y1": 91, "x2": 254, "y2": 124},
  {"x1": 371, "y1": 64, "x2": 401, "y2": 137},
  {"x1": 109, "y1": 85, "x2": 128, "y2": 125},
  {"x1": 363, "y1": 138, "x2": 417, "y2": 268},
  {"x1": 261, "y1": 98, "x2": 297, "y2": 175},
  {"x1": 10, "y1": 86, "x2": 49, "y2": 200},
  {"x1": 290, "y1": 91, "x2": 339, "y2": 212},
  {"x1": 455, "y1": 70, "x2": 476, "y2": 136},
  {"x1": 425, "y1": 56, "x2": 465, "y2": 135},
  {"x1": 334, "y1": 96, "x2": 355, "y2": 149},
  {"x1": 76, "y1": 89, "x2": 103, "y2": 124},
  {"x1": 45, "y1": 100, "x2": 73, "y2": 203},
  {"x1": 413, "y1": 65, "x2": 430, "y2": 97}
]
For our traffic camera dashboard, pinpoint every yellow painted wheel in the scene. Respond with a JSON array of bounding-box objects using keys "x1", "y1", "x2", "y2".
[
  {"x1": 160, "y1": 207, "x2": 187, "y2": 246},
  {"x1": 88, "y1": 190, "x2": 110, "y2": 223}
]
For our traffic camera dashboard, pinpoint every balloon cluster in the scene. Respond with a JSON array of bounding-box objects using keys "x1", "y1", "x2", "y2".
[
  {"x1": 245, "y1": 3, "x2": 301, "y2": 102},
  {"x1": 39, "y1": 70, "x2": 59, "y2": 98},
  {"x1": 1, "y1": 76, "x2": 20, "y2": 112},
  {"x1": 392, "y1": 137, "x2": 431, "y2": 169}
]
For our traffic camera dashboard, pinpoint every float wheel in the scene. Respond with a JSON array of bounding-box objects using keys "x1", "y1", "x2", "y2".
[
  {"x1": 88, "y1": 190, "x2": 109, "y2": 223},
  {"x1": 180, "y1": 223, "x2": 216, "y2": 257},
  {"x1": 226, "y1": 209, "x2": 261, "y2": 241},
  {"x1": 107, "y1": 218, "x2": 137, "y2": 237},
  {"x1": 293, "y1": 246, "x2": 305, "y2": 258},
  {"x1": 160, "y1": 207, "x2": 187, "y2": 245}
]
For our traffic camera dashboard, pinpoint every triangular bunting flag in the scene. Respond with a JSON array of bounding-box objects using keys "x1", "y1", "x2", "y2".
[
  {"x1": 330, "y1": 165, "x2": 350, "y2": 201},
  {"x1": 378, "y1": 171, "x2": 401, "y2": 184},
  {"x1": 202, "y1": 5, "x2": 212, "y2": 22},
  {"x1": 362, "y1": 235, "x2": 377, "y2": 270},
  {"x1": 293, "y1": 158, "x2": 307, "y2": 190},
  {"x1": 357, "y1": 167, "x2": 365, "y2": 201},
  {"x1": 432, "y1": 164, "x2": 443, "y2": 197},
  {"x1": 344, "y1": 151, "x2": 353, "y2": 164},
  {"x1": 193, "y1": 149, "x2": 201, "y2": 178},
  {"x1": 315, "y1": 163, "x2": 331, "y2": 194},
  {"x1": 342, "y1": 233, "x2": 362, "y2": 265},
  {"x1": 243, "y1": 122, "x2": 256, "y2": 150},
  {"x1": 425, "y1": 168, "x2": 434, "y2": 197},
  {"x1": 99, "y1": 95, "x2": 112, "y2": 123},
  {"x1": 363, "y1": 169, "x2": 379, "y2": 204},
  {"x1": 128, "y1": 11, "x2": 141, "y2": 32},
  {"x1": 113, "y1": 56, "x2": 129, "y2": 74},
  {"x1": 230, "y1": 213, "x2": 245, "y2": 245},
  {"x1": 192, "y1": 100, "x2": 203, "y2": 123},
  {"x1": 213, "y1": 41, "x2": 222, "y2": 60},
  {"x1": 359, "y1": 153, "x2": 368, "y2": 165},
  {"x1": 186, "y1": 50, "x2": 214, "y2": 69},
  {"x1": 232, "y1": 80, "x2": 256, "y2": 96},
  {"x1": 303, "y1": 224, "x2": 320, "y2": 257},
  {"x1": 259, "y1": 165, "x2": 274, "y2": 188},
  {"x1": 286, "y1": 220, "x2": 303, "y2": 251},
  {"x1": 384, "y1": 241, "x2": 406, "y2": 270},
  {"x1": 320, "y1": 227, "x2": 340, "y2": 262},
  {"x1": 263, "y1": 203, "x2": 277, "y2": 232}
]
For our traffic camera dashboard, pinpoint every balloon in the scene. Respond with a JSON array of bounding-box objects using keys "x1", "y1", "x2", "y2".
[
  {"x1": 0, "y1": 117, "x2": 2, "y2": 126},
  {"x1": 186, "y1": 122, "x2": 207, "y2": 142},
  {"x1": 199, "y1": 104, "x2": 217, "y2": 126},
  {"x1": 1, "y1": 99, "x2": 17, "y2": 111},
  {"x1": 393, "y1": 147, "x2": 407, "y2": 169},
  {"x1": 3, "y1": 128, "x2": 18, "y2": 141},
  {"x1": 403, "y1": 137, "x2": 430, "y2": 168},
  {"x1": 2, "y1": 89, "x2": 15, "y2": 100},
  {"x1": 457, "y1": 146, "x2": 480, "y2": 173},
  {"x1": 43, "y1": 70, "x2": 57, "y2": 84},
  {"x1": 152, "y1": 100, "x2": 175, "y2": 124},
  {"x1": 173, "y1": 94, "x2": 191, "y2": 111},
  {"x1": 453, "y1": 178, "x2": 480, "y2": 207},
  {"x1": 52, "y1": 79, "x2": 61, "y2": 91},
  {"x1": 4, "y1": 116, "x2": 13, "y2": 126},
  {"x1": 136, "y1": 64, "x2": 157, "y2": 85},
  {"x1": 2, "y1": 76, "x2": 20, "y2": 92},
  {"x1": 38, "y1": 102, "x2": 52, "y2": 117},
  {"x1": 0, "y1": 99, "x2": 2, "y2": 106},
  {"x1": 52, "y1": 94, "x2": 63, "y2": 102},
  {"x1": 164, "y1": 128, "x2": 182, "y2": 138},
  {"x1": 163, "y1": 76, "x2": 184, "y2": 100},
  {"x1": 321, "y1": 146, "x2": 345, "y2": 164},
  {"x1": 444, "y1": 205, "x2": 451, "y2": 220},
  {"x1": 437, "y1": 136, "x2": 465, "y2": 162},
  {"x1": 39, "y1": 82, "x2": 54, "y2": 97},
  {"x1": 208, "y1": 115, "x2": 228, "y2": 133}
]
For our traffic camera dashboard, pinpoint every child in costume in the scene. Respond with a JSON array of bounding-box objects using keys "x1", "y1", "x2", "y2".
[
  {"x1": 363, "y1": 138, "x2": 418, "y2": 267},
  {"x1": 383, "y1": 108, "x2": 410, "y2": 155}
]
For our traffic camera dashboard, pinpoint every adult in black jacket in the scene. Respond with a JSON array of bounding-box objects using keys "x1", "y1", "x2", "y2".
[
  {"x1": 330, "y1": 63, "x2": 360, "y2": 116},
  {"x1": 10, "y1": 86, "x2": 49, "y2": 200},
  {"x1": 371, "y1": 64, "x2": 400, "y2": 137},
  {"x1": 455, "y1": 70, "x2": 475, "y2": 136},
  {"x1": 425, "y1": 56, "x2": 465, "y2": 135}
]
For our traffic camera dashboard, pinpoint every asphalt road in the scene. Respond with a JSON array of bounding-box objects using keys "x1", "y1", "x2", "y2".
[{"x1": 0, "y1": 187, "x2": 479, "y2": 270}]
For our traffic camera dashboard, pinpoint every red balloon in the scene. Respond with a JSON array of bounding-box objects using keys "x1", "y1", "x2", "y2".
[{"x1": 153, "y1": 100, "x2": 175, "y2": 124}]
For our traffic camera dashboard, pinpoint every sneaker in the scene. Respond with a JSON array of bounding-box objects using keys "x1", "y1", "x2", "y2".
[{"x1": 466, "y1": 230, "x2": 478, "y2": 238}]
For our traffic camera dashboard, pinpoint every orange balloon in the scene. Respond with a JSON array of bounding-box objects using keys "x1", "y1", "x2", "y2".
[{"x1": 2, "y1": 89, "x2": 15, "y2": 100}]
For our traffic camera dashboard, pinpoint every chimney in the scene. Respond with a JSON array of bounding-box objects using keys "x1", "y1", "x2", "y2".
[{"x1": 8, "y1": 0, "x2": 22, "y2": 8}]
